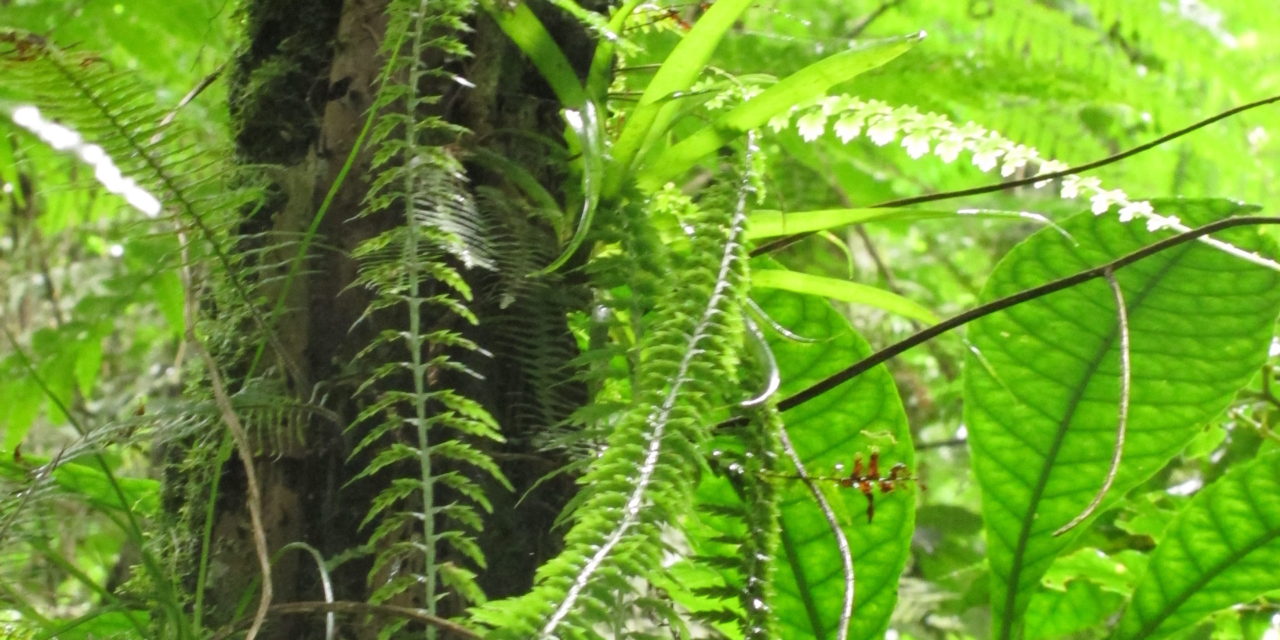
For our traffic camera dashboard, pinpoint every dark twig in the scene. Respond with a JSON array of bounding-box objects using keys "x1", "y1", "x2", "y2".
[
  {"x1": 721, "y1": 216, "x2": 1280, "y2": 428},
  {"x1": 848, "y1": 0, "x2": 905, "y2": 39},
  {"x1": 752, "y1": 94, "x2": 1280, "y2": 257},
  {"x1": 916, "y1": 437, "x2": 967, "y2": 450}
]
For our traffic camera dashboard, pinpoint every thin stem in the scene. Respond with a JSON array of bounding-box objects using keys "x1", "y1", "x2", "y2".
[
  {"x1": 1053, "y1": 267, "x2": 1130, "y2": 537},
  {"x1": 403, "y1": 1, "x2": 438, "y2": 628},
  {"x1": 179, "y1": 230, "x2": 271, "y2": 640},
  {"x1": 777, "y1": 425, "x2": 853, "y2": 640},
  {"x1": 721, "y1": 216, "x2": 1280, "y2": 427}
]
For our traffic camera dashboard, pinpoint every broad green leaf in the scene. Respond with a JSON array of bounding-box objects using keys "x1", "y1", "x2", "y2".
[
  {"x1": 33, "y1": 609, "x2": 149, "y2": 640},
  {"x1": 752, "y1": 269, "x2": 940, "y2": 324},
  {"x1": 755, "y1": 287, "x2": 915, "y2": 640},
  {"x1": 963, "y1": 199, "x2": 1280, "y2": 640},
  {"x1": 1026, "y1": 579, "x2": 1122, "y2": 640},
  {"x1": 636, "y1": 33, "x2": 921, "y2": 191},
  {"x1": 1115, "y1": 448, "x2": 1280, "y2": 640},
  {"x1": 605, "y1": 0, "x2": 754, "y2": 196},
  {"x1": 54, "y1": 462, "x2": 160, "y2": 516}
]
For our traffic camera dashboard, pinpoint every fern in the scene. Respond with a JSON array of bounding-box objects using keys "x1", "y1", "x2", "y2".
[
  {"x1": 0, "y1": 30, "x2": 304, "y2": 389},
  {"x1": 343, "y1": 0, "x2": 509, "y2": 635},
  {"x1": 473, "y1": 156, "x2": 754, "y2": 638}
]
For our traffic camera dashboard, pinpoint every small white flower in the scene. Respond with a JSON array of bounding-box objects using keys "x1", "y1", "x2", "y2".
[
  {"x1": 971, "y1": 139, "x2": 1004, "y2": 172},
  {"x1": 768, "y1": 109, "x2": 793, "y2": 133},
  {"x1": 1090, "y1": 188, "x2": 1127, "y2": 215},
  {"x1": 1033, "y1": 159, "x2": 1069, "y2": 188},
  {"x1": 867, "y1": 117, "x2": 897, "y2": 146},
  {"x1": 934, "y1": 135, "x2": 964, "y2": 163},
  {"x1": 861, "y1": 98, "x2": 891, "y2": 117},
  {"x1": 999, "y1": 144, "x2": 1038, "y2": 177},
  {"x1": 833, "y1": 112, "x2": 865, "y2": 143},
  {"x1": 1145, "y1": 214, "x2": 1181, "y2": 231},
  {"x1": 893, "y1": 105, "x2": 923, "y2": 129},
  {"x1": 916, "y1": 111, "x2": 951, "y2": 132},
  {"x1": 820, "y1": 95, "x2": 856, "y2": 115},
  {"x1": 1117, "y1": 200, "x2": 1154, "y2": 222},
  {"x1": 1060, "y1": 175, "x2": 1100, "y2": 200},
  {"x1": 902, "y1": 131, "x2": 931, "y2": 158},
  {"x1": 796, "y1": 110, "x2": 828, "y2": 141},
  {"x1": 952, "y1": 121, "x2": 988, "y2": 141}
]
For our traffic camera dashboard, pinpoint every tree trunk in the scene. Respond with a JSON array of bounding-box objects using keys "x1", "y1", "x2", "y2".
[{"x1": 168, "y1": 1, "x2": 595, "y2": 637}]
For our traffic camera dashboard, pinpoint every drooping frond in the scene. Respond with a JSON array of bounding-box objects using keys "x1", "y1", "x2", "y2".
[
  {"x1": 472, "y1": 156, "x2": 755, "y2": 638},
  {"x1": 0, "y1": 31, "x2": 297, "y2": 385}
]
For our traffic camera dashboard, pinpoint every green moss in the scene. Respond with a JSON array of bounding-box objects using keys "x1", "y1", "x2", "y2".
[{"x1": 227, "y1": 0, "x2": 344, "y2": 165}]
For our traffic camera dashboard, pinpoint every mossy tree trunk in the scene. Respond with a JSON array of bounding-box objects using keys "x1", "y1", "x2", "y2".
[{"x1": 173, "y1": 1, "x2": 596, "y2": 637}]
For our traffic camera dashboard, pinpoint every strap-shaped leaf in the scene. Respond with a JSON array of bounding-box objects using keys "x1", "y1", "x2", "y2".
[
  {"x1": 754, "y1": 287, "x2": 914, "y2": 640},
  {"x1": 479, "y1": 0, "x2": 586, "y2": 108},
  {"x1": 605, "y1": 0, "x2": 754, "y2": 196},
  {"x1": 752, "y1": 269, "x2": 939, "y2": 324},
  {"x1": 746, "y1": 207, "x2": 1064, "y2": 240},
  {"x1": 636, "y1": 33, "x2": 921, "y2": 191},
  {"x1": 963, "y1": 198, "x2": 1280, "y2": 639},
  {"x1": 1116, "y1": 448, "x2": 1280, "y2": 640}
]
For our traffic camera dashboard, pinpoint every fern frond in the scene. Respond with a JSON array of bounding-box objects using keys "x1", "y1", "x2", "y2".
[
  {"x1": 343, "y1": 0, "x2": 512, "y2": 632},
  {"x1": 0, "y1": 30, "x2": 304, "y2": 385},
  {"x1": 473, "y1": 164, "x2": 754, "y2": 639}
]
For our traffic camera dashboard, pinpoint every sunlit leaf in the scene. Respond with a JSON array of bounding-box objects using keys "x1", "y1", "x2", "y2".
[
  {"x1": 1115, "y1": 448, "x2": 1280, "y2": 640},
  {"x1": 755, "y1": 287, "x2": 915, "y2": 640},
  {"x1": 752, "y1": 268, "x2": 940, "y2": 324},
  {"x1": 637, "y1": 32, "x2": 922, "y2": 190},
  {"x1": 964, "y1": 198, "x2": 1280, "y2": 639}
]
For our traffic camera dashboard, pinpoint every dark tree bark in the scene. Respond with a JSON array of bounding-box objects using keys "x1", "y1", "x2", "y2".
[{"x1": 172, "y1": 1, "x2": 597, "y2": 637}]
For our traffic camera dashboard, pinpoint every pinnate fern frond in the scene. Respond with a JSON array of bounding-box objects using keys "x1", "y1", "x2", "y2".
[
  {"x1": 343, "y1": 0, "x2": 507, "y2": 632},
  {"x1": 0, "y1": 30, "x2": 307, "y2": 385},
  {"x1": 473, "y1": 167, "x2": 754, "y2": 638}
]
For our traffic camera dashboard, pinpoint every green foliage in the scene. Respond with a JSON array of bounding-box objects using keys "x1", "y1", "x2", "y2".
[
  {"x1": 1118, "y1": 448, "x2": 1280, "y2": 640},
  {"x1": 5, "y1": 1, "x2": 1280, "y2": 639},
  {"x1": 965, "y1": 198, "x2": 1280, "y2": 638},
  {"x1": 753, "y1": 286, "x2": 915, "y2": 640}
]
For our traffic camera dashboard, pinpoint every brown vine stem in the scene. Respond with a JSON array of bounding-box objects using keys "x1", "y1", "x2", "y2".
[
  {"x1": 721, "y1": 215, "x2": 1280, "y2": 428},
  {"x1": 178, "y1": 234, "x2": 272, "y2": 640},
  {"x1": 751, "y1": 94, "x2": 1280, "y2": 257}
]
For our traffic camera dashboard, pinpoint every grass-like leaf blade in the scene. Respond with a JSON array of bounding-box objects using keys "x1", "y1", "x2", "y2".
[
  {"x1": 604, "y1": 0, "x2": 754, "y2": 196},
  {"x1": 752, "y1": 269, "x2": 940, "y2": 324},
  {"x1": 745, "y1": 207, "x2": 1064, "y2": 240}
]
